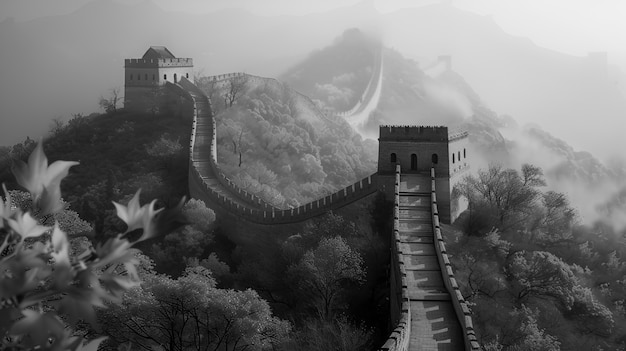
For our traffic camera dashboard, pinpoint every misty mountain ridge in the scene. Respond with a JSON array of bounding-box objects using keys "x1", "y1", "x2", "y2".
[
  {"x1": 2, "y1": 0, "x2": 624, "y2": 158},
  {"x1": 280, "y1": 29, "x2": 626, "y2": 226}
]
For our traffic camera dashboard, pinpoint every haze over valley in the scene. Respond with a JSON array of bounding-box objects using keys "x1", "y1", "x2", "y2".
[{"x1": 3, "y1": 1, "x2": 626, "y2": 350}]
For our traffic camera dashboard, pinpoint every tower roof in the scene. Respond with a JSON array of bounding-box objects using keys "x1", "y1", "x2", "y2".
[{"x1": 142, "y1": 46, "x2": 176, "y2": 60}]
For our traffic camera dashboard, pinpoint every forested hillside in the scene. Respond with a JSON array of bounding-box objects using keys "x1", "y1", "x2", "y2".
[
  {"x1": 196, "y1": 74, "x2": 377, "y2": 208},
  {"x1": 0, "y1": 111, "x2": 191, "y2": 239}
]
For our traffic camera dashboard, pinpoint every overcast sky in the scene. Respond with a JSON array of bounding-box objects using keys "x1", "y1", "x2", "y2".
[{"x1": 2, "y1": 0, "x2": 625, "y2": 57}]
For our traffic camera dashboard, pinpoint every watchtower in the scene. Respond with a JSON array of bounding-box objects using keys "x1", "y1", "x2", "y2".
[
  {"x1": 124, "y1": 46, "x2": 194, "y2": 111},
  {"x1": 377, "y1": 125, "x2": 469, "y2": 223}
]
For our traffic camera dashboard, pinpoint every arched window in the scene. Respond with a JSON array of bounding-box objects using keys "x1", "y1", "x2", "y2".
[
  {"x1": 432, "y1": 153, "x2": 438, "y2": 164},
  {"x1": 174, "y1": 73, "x2": 178, "y2": 83},
  {"x1": 411, "y1": 154, "x2": 417, "y2": 170},
  {"x1": 390, "y1": 153, "x2": 397, "y2": 163},
  {"x1": 164, "y1": 74, "x2": 167, "y2": 80},
  {"x1": 464, "y1": 148, "x2": 467, "y2": 158},
  {"x1": 452, "y1": 154, "x2": 455, "y2": 164}
]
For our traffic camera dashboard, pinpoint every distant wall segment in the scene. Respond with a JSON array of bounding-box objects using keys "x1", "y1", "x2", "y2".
[{"x1": 176, "y1": 75, "x2": 379, "y2": 224}]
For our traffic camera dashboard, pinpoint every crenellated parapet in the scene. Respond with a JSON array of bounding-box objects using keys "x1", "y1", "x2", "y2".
[
  {"x1": 124, "y1": 58, "x2": 193, "y2": 68},
  {"x1": 177, "y1": 75, "x2": 378, "y2": 225},
  {"x1": 379, "y1": 125, "x2": 449, "y2": 142},
  {"x1": 431, "y1": 168, "x2": 480, "y2": 350},
  {"x1": 378, "y1": 165, "x2": 411, "y2": 351}
]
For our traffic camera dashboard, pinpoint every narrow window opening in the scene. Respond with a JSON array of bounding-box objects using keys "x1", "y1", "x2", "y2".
[
  {"x1": 186, "y1": 73, "x2": 189, "y2": 78},
  {"x1": 164, "y1": 74, "x2": 167, "y2": 80},
  {"x1": 411, "y1": 154, "x2": 417, "y2": 170},
  {"x1": 458, "y1": 151, "x2": 461, "y2": 161},
  {"x1": 432, "y1": 153, "x2": 438, "y2": 164},
  {"x1": 174, "y1": 73, "x2": 178, "y2": 83},
  {"x1": 464, "y1": 148, "x2": 467, "y2": 158},
  {"x1": 390, "y1": 153, "x2": 397, "y2": 163},
  {"x1": 453, "y1": 154, "x2": 455, "y2": 164}
]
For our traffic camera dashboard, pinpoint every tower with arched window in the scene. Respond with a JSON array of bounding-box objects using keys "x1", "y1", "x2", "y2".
[
  {"x1": 377, "y1": 125, "x2": 469, "y2": 223},
  {"x1": 124, "y1": 46, "x2": 194, "y2": 111}
]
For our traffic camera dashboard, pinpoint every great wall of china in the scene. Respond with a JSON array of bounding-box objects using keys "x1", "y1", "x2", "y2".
[{"x1": 167, "y1": 52, "x2": 479, "y2": 349}]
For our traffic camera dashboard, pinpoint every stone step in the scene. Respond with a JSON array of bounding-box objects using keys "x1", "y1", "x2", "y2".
[
  {"x1": 408, "y1": 289, "x2": 451, "y2": 301},
  {"x1": 399, "y1": 196, "x2": 430, "y2": 207},
  {"x1": 406, "y1": 270, "x2": 445, "y2": 290},
  {"x1": 398, "y1": 221, "x2": 432, "y2": 232},
  {"x1": 399, "y1": 243, "x2": 436, "y2": 256},
  {"x1": 399, "y1": 209, "x2": 431, "y2": 219},
  {"x1": 404, "y1": 254, "x2": 440, "y2": 270},
  {"x1": 399, "y1": 234, "x2": 433, "y2": 243},
  {"x1": 399, "y1": 176, "x2": 431, "y2": 193}
]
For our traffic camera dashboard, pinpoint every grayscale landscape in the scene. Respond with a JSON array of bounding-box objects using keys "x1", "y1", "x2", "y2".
[{"x1": 1, "y1": 1, "x2": 625, "y2": 350}]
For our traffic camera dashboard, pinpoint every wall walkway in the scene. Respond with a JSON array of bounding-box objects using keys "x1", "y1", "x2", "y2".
[
  {"x1": 176, "y1": 76, "x2": 378, "y2": 224},
  {"x1": 379, "y1": 166, "x2": 479, "y2": 351},
  {"x1": 174, "y1": 74, "x2": 478, "y2": 349}
]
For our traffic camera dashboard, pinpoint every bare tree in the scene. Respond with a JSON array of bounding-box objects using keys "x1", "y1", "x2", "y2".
[
  {"x1": 224, "y1": 75, "x2": 248, "y2": 108},
  {"x1": 227, "y1": 126, "x2": 246, "y2": 167},
  {"x1": 99, "y1": 88, "x2": 121, "y2": 113}
]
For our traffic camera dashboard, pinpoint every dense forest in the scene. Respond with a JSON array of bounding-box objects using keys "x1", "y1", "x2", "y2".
[
  {"x1": 196, "y1": 74, "x2": 377, "y2": 208},
  {"x1": 0, "y1": 103, "x2": 390, "y2": 350},
  {"x1": 3, "y1": 29, "x2": 626, "y2": 351}
]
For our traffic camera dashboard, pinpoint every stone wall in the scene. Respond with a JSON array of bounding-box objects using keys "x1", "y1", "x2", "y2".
[
  {"x1": 378, "y1": 165, "x2": 411, "y2": 351},
  {"x1": 431, "y1": 168, "x2": 480, "y2": 351}
]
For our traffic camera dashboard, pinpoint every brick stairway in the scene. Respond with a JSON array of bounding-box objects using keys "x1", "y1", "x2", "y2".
[{"x1": 399, "y1": 174, "x2": 464, "y2": 350}]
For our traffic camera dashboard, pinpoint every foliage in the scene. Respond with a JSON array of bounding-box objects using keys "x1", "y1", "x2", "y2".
[
  {"x1": 150, "y1": 199, "x2": 216, "y2": 275},
  {"x1": 1, "y1": 143, "x2": 181, "y2": 350},
  {"x1": 506, "y1": 251, "x2": 578, "y2": 307},
  {"x1": 199, "y1": 74, "x2": 376, "y2": 208},
  {"x1": 98, "y1": 266, "x2": 291, "y2": 351},
  {"x1": 286, "y1": 315, "x2": 374, "y2": 351},
  {"x1": 458, "y1": 163, "x2": 546, "y2": 233},
  {"x1": 447, "y1": 162, "x2": 626, "y2": 348},
  {"x1": 288, "y1": 236, "x2": 365, "y2": 320}
]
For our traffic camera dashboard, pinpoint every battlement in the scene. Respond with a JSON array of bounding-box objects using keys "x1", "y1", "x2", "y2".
[
  {"x1": 449, "y1": 131, "x2": 469, "y2": 142},
  {"x1": 379, "y1": 125, "x2": 449, "y2": 142},
  {"x1": 124, "y1": 58, "x2": 193, "y2": 68}
]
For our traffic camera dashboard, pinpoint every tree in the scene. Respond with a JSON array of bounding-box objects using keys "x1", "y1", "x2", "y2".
[
  {"x1": 224, "y1": 75, "x2": 249, "y2": 108},
  {"x1": 99, "y1": 266, "x2": 291, "y2": 351},
  {"x1": 150, "y1": 199, "x2": 216, "y2": 274},
  {"x1": 528, "y1": 191, "x2": 578, "y2": 248},
  {"x1": 288, "y1": 236, "x2": 365, "y2": 319},
  {"x1": 458, "y1": 163, "x2": 546, "y2": 232},
  {"x1": 1, "y1": 142, "x2": 181, "y2": 350},
  {"x1": 508, "y1": 306, "x2": 561, "y2": 351},
  {"x1": 507, "y1": 251, "x2": 578, "y2": 307},
  {"x1": 99, "y1": 88, "x2": 121, "y2": 113},
  {"x1": 565, "y1": 285, "x2": 614, "y2": 337}
]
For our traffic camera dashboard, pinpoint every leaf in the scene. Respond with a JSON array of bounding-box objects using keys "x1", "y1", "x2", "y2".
[
  {"x1": 8, "y1": 211, "x2": 49, "y2": 239},
  {"x1": 51, "y1": 222, "x2": 71, "y2": 267},
  {"x1": 10, "y1": 310, "x2": 65, "y2": 347},
  {"x1": 75, "y1": 337, "x2": 107, "y2": 351},
  {"x1": 0, "y1": 184, "x2": 15, "y2": 219},
  {"x1": 112, "y1": 190, "x2": 162, "y2": 241},
  {"x1": 11, "y1": 142, "x2": 79, "y2": 215}
]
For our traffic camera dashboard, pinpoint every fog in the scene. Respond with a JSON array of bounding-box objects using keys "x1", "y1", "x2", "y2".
[{"x1": 1, "y1": 0, "x2": 624, "y2": 228}]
